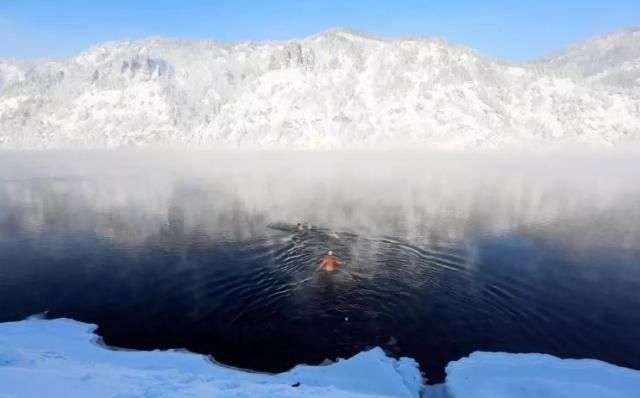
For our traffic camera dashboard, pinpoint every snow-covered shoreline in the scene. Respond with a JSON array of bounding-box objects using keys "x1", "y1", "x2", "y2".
[
  {"x1": 1, "y1": 317, "x2": 639, "y2": 397},
  {"x1": 0, "y1": 317, "x2": 423, "y2": 398}
]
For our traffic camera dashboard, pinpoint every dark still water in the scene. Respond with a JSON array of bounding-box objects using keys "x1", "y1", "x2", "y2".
[{"x1": 1, "y1": 152, "x2": 640, "y2": 383}]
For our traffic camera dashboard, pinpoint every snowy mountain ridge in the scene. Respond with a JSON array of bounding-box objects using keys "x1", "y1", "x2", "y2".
[
  {"x1": 1, "y1": 28, "x2": 639, "y2": 149},
  {"x1": 535, "y1": 28, "x2": 640, "y2": 87}
]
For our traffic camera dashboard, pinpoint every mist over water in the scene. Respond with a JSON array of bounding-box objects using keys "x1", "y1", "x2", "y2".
[{"x1": 1, "y1": 151, "x2": 639, "y2": 382}]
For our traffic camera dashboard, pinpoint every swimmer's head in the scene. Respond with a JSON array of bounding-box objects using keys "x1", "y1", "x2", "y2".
[{"x1": 328, "y1": 251, "x2": 333, "y2": 256}]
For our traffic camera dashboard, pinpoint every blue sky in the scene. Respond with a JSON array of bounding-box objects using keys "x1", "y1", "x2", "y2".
[{"x1": 1, "y1": 0, "x2": 639, "y2": 61}]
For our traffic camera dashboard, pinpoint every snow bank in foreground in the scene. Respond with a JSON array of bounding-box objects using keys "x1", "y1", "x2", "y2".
[
  {"x1": 446, "y1": 352, "x2": 640, "y2": 398},
  {"x1": 2, "y1": 318, "x2": 640, "y2": 398},
  {"x1": 0, "y1": 318, "x2": 422, "y2": 398}
]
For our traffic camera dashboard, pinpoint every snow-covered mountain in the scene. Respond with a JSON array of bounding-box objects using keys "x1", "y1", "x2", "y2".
[
  {"x1": 1, "y1": 28, "x2": 639, "y2": 149},
  {"x1": 536, "y1": 28, "x2": 640, "y2": 88}
]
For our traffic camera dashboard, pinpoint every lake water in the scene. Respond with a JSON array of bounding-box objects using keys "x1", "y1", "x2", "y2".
[{"x1": 1, "y1": 151, "x2": 639, "y2": 382}]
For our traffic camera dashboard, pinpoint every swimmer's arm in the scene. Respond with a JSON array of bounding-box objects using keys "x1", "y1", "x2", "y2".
[{"x1": 316, "y1": 260, "x2": 327, "y2": 272}]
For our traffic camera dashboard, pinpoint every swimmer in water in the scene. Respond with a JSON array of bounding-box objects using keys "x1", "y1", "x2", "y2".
[
  {"x1": 316, "y1": 251, "x2": 343, "y2": 272},
  {"x1": 296, "y1": 223, "x2": 306, "y2": 232}
]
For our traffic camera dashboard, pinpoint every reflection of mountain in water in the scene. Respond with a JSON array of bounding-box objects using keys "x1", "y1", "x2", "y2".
[{"x1": 1, "y1": 152, "x2": 639, "y2": 256}]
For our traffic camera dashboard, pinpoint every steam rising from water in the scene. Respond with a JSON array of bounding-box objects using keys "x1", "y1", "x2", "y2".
[
  {"x1": 1, "y1": 151, "x2": 639, "y2": 252},
  {"x1": 1, "y1": 151, "x2": 639, "y2": 251}
]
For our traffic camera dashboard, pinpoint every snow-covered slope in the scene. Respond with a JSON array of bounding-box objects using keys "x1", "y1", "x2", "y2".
[
  {"x1": 0, "y1": 317, "x2": 423, "y2": 398},
  {"x1": 1, "y1": 29, "x2": 639, "y2": 149},
  {"x1": 537, "y1": 28, "x2": 640, "y2": 88}
]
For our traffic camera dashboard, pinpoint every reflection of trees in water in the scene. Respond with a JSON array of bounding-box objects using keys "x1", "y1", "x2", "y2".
[
  {"x1": 167, "y1": 204, "x2": 185, "y2": 235},
  {"x1": 1, "y1": 158, "x2": 640, "y2": 258}
]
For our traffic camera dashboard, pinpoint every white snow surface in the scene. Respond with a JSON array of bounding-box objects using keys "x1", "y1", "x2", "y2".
[
  {"x1": 1, "y1": 28, "x2": 640, "y2": 149},
  {"x1": 446, "y1": 352, "x2": 640, "y2": 398},
  {"x1": 2, "y1": 318, "x2": 640, "y2": 398},
  {"x1": 0, "y1": 317, "x2": 423, "y2": 398}
]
